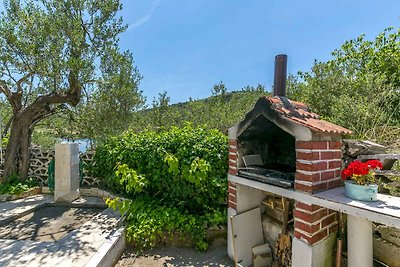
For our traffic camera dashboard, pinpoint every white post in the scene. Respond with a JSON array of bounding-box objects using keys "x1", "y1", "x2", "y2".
[
  {"x1": 54, "y1": 142, "x2": 80, "y2": 202},
  {"x1": 347, "y1": 215, "x2": 373, "y2": 267}
]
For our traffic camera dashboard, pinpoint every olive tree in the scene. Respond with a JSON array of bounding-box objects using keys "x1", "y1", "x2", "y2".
[{"x1": 0, "y1": 0, "x2": 143, "y2": 181}]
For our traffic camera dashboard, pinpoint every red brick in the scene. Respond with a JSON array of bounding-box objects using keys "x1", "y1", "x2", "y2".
[
  {"x1": 295, "y1": 182, "x2": 312, "y2": 193},
  {"x1": 228, "y1": 194, "x2": 236, "y2": 203},
  {"x1": 296, "y1": 141, "x2": 328, "y2": 150},
  {"x1": 311, "y1": 229, "x2": 328, "y2": 244},
  {"x1": 295, "y1": 220, "x2": 320, "y2": 234},
  {"x1": 228, "y1": 181, "x2": 237, "y2": 188},
  {"x1": 294, "y1": 230, "x2": 307, "y2": 241},
  {"x1": 296, "y1": 161, "x2": 328, "y2": 172},
  {"x1": 320, "y1": 151, "x2": 341, "y2": 160},
  {"x1": 328, "y1": 224, "x2": 339, "y2": 235},
  {"x1": 296, "y1": 172, "x2": 320, "y2": 182},
  {"x1": 228, "y1": 187, "x2": 236, "y2": 195},
  {"x1": 320, "y1": 170, "x2": 335, "y2": 181},
  {"x1": 328, "y1": 161, "x2": 341, "y2": 169},
  {"x1": 228, "y1": 148, "x2": 237, "y2": 154},
  {"x1": 327, "y1": 209, "x2": 336, "y2": 215},
  {"x1": 321, "y1": 213, "x2": 337, "y2": 228},
  {"x1": 295, "y1": 182, "x2": 328, "y2": 193},
  {"x1": 296, "y1": 151, "x2": 320, "y2": 161},
  {"x1": 228, "y1": 154, "x2": 237, "y2": 161},
  {"x1": 229, "y1": 139, "x2": 237, "y2": 146},
  {"x1": 228, "y1": 201, "x2": 236, "y2": 209},
  {"x1": 293, "y1": 208, "x2": 328, "y2": 223},
  {"x1": 296, "y1": 202, "x2": 322, "y2": 212},
  {"x1": 313, "y1": 182, "x2": 328, "y2": 192},
  {"x1": 327, "y1": 179, "x2": 342, "y2": 189},
  {"x1": 229, "y1": 161, "x2": 237, "y2": 167},
  {"x1": 328, "y1": 141, "x2": 342, "y2": 150},
  {"x1": 294, "y1": 229, "x2": 328, "y2": 245},
  {"x1": 309, "y1": 208, "x2": 328, "y2": 221},
  {"x1": 228, "y1": 168, "x2": 237, "y2": 175}
]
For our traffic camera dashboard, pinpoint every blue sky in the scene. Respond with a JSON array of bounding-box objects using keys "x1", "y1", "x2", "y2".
[
  {"x1": 1, "y1": 1, "x2": 399, "y2": 104},
  {"x1": 119, "y1": 0, "x2": 400, "y2": 104}
]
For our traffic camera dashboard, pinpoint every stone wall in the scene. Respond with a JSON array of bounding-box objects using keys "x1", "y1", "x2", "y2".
[
  {"x1": 341, "y1": 139, "x2": 386, "y2": 167},
  {"x1": 0, "y1": 148, "x2": 100, "y2": 187},
  {"x1": 342, "y1": 139, "x2": 400, "y2": 267}
]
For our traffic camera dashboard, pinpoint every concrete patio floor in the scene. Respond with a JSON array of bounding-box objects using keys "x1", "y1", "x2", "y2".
[{"x1": 0, "y1": 194, "x2": 125, "y2": 267}]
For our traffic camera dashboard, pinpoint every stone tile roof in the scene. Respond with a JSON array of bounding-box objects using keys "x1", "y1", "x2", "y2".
[{"x1": 265, "y1": 96, "x2": 353, "y2": 135}]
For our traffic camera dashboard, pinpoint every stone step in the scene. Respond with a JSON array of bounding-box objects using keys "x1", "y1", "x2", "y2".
[
  {"x1": 358, "y1": 154, "x2": 400, "y2": 170},
  {"x1": 376, "y1": 170, "x2": 400, "y2": 178},
  {"x1": 358, "y1": 154, "x2": 400, "y2": 160}
]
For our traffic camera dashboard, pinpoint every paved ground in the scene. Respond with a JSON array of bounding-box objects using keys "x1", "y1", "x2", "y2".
[
  {"x1": 116, "y1": 239, "x2": 234, "y2": 267},
  {"x1": 0, "y1": 206, "x2": 104, "y2": 241},
  {"x1": 0, "y1": 195, "x2": 123, "y2": 267}
]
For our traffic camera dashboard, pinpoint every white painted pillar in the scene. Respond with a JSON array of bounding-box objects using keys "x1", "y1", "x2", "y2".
[
  {"x1": 347, "y1": 215, "x2": 373, "y2": 267},
  {"x1": 227, "y1": 207, "x2": 237, "y2": 259},
  {"x1": 54, "y1": 142, "x2": 80, "y2": 202}
]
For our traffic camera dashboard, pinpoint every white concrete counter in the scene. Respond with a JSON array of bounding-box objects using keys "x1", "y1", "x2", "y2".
[
  {"x1": 229, "y1": 174, "x2": 400, "y2": 228},
  {"x1": 229, "y1": 174, "x2": 400, "y2": 267}
]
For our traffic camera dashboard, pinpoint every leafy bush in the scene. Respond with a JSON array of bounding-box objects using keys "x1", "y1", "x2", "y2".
[
  {"x1": 106, "y1": 197, "x2": 225, "y2": 251},
  {"x1": 287, "y1": 27, "x2": 400, "y2": 146},
  {"x1": 91, "y1": 124, "x2": 228, "y2": 250},
  {"x1": 0, "y1": 174, "x2": 38, "y2": 195}
]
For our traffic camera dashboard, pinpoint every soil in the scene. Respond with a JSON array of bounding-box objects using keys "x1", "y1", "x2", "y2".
[
  {"x1": 115, "y1": 239, "x2": 234, "y2": 267},
  {"x1": 0, "y1": 206, "x2": 103, "y2": 241}
]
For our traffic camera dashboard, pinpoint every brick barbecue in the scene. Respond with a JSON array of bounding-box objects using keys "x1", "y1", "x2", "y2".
[{"x1": 227, "y1": 55, "x2": 353, "y2": 266}]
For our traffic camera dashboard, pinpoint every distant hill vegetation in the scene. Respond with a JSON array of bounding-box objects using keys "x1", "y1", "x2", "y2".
[{"x1": 130, "y1": 87, "x2": 269, "y2": 134}]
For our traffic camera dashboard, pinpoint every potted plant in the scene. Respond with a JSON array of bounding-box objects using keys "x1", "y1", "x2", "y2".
[{"x1": 341, "y1": 160, "x2": 383, "y2": 201}]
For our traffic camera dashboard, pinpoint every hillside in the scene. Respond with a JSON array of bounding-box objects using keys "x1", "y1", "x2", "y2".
[{"x1": 129, "y1": 89, "x2": 270, "y2": 134}]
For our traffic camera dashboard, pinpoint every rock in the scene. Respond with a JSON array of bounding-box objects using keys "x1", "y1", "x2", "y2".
[
  {"x1": 41, "y1": 186, "x2": 52, "y2": 194},
  {"x1": 374, "y1": 237, "x2": 400, "y2": 267},
  {"x1": 343, "y1": 139, "x2": 386, "y2": 158},
  {"x1": 0, "y1": 194, "x2": 11, "y2": 202},
  {"x1": 377, "y1": 225, "x2": 400, "y2": 247}
]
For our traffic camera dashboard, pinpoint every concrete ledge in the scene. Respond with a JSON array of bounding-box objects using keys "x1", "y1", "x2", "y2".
[
  {"x1": 85, "y1": 227, "x2": 126, "y2": 267},
  {"x1": 229, "y1": 174, "x2": 400, "y2": 228},
  {"x1": 43, "y1": 186, "x2": 129, "y2": 201},
  {"x1": 0, "y1": 187, "x2": 42, "y2": 202}
]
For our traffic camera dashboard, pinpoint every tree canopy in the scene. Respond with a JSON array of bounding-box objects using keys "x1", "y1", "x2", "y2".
[
  {"x1": 288, "y1": 27, "x2": 400, "y2": 145},
  {"x1": 0, "y1": 0, "x2": 144, "y2": 180}
]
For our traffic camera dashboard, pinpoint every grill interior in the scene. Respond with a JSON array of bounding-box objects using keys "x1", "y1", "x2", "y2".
[{"x1": 237, "y1": 116, "x2": 296, "y2": 188}]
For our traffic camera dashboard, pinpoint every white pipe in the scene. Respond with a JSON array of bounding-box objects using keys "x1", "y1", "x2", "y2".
[{"x1": 347, "y1": 215, "x2": 373, "y2": 267}]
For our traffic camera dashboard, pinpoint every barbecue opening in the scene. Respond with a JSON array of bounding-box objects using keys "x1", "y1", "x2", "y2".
[{"x1": 237, "y1": 114, "x2": 296, "y2": 188}]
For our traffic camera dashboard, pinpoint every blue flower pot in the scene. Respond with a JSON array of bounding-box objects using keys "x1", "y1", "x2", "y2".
[{"x1": 344, "y1": 180, "x2": 378, "y2": 202}]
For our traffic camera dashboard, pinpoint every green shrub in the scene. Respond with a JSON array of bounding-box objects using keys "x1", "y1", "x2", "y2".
[
  {"x1": 106, "y1": 197, "x2": 225, "y2": 251},
  {"x1": 91, "y1": 124, "x2": 228, "y2": 250},
  {"x1": 0, "y1": 174, "x2": 38, "y2": 195},
  {"x1": 92, "y1": 124, "x2": 228, "y2": 212}
]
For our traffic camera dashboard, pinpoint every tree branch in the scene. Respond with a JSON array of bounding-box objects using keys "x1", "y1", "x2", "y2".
[
  {"x1": 0, "y1": 81, "x2": 12, "y2": 99},
  {"x1": 0, "y1": 81, "x2": 21, "y2": 112},
  {"x1": 16, "y1": 72, "x2": 34, "y2": 93},
  {"x1": 2, "y1": 115, "x2": 12, "y2": 137},
  {"x1": 30, "y1": 108, "x2": 59, "y2": 130}
]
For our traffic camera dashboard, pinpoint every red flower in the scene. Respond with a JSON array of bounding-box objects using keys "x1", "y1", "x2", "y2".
[
  {"x1": 366, "y1": 160, "x2": 383, "y2": 170},
  {"x1": 341, "y1": 159, "x2": 383, "y2": 184},
  {"x1": 341, "y1": 169, "x2": 351, "y2": 180}
]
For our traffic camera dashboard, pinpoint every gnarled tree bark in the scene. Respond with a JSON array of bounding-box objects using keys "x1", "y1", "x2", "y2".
[{"x1": 1, "y1": 71, "x2": 81, "y2": 182}]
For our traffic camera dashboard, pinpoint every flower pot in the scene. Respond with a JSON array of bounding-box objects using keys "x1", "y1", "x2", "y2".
[{"x1": 344, "y1": 180, "x2": 378, "y2": 202}]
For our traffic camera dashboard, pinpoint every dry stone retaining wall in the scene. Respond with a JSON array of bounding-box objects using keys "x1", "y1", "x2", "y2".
[{"x1": 0, "y1": 148, "x2": 99, "y2": 187}]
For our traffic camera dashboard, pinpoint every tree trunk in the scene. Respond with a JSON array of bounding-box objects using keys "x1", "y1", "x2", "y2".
[{"x1": 1, "y1": 116, "x2": 33, "y2": 182}]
